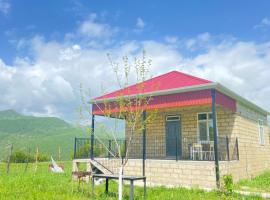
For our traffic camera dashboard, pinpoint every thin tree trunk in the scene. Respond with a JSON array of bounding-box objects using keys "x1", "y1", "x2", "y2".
[{"x1": 118, "y1": 165, "x2": 123, "y2": 200}]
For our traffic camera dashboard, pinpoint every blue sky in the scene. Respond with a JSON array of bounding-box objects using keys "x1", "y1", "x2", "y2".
[
  {"x1": 0, "y1": 0, "x2": 270, "y2": 121},
  {"x1": 1, "y1": 0, "x2": 270, "y2": 64}
]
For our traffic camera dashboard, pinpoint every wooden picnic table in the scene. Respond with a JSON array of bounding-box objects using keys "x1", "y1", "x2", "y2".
[{"x1": 92, "y1": 174, "x2": 146, "y2": 200}]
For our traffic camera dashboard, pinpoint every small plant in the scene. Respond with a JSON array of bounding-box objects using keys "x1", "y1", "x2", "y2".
[{"x1": 223, "y1": 174, "x2": 233, "y2": 194}]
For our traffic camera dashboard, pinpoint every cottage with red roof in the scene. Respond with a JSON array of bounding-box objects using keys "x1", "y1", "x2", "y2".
[{"x1": 73, "y1": 71, "x2": 270, "y2": 189}]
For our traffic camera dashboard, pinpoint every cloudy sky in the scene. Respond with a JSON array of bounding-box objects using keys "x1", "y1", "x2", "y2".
[{"x1": 0, "y1": 0, "x2": 270, "y2": 121}]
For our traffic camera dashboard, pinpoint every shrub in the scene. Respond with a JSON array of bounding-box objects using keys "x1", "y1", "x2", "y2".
[
  {"x1": 223, "y1": 174, "x2": 233, "y2": 194},
  {"x1": 9, "y1": 150, "x2": 49, "y2": 163}
]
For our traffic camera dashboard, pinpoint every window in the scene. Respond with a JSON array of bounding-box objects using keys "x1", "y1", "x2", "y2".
[
  {"x1": 259, "y1": 120, "x2": 265, "y2": 145},
  {"x1": 166, "y1": 115, "x2": 180, "y2": 121},
  {"x1": 198, "y1": 113, "x2": 214, "y2": 142}
]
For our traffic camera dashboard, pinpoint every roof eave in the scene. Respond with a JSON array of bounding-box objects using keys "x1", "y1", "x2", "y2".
[
  {"x1": 215, "y1": 83, "x2": 270, "y2": 115},
  {"x1": 90, "y1": 82, "x2": 217, "y2": 103},
  {"x1": 90, "y1": 82, "x2": 269, "y2": 116}
]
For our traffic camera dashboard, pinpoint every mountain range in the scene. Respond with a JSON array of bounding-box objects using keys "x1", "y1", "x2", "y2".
[{"x1": 0, "y1": 109, "x2": 89, "y2": 160}]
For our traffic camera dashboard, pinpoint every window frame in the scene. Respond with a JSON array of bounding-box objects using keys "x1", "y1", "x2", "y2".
[
  {"x1": 258, "y1": 119, "x2": 265, "y2": 146},
  {"x1": 197, "y1": 112, "x2": 215, "y2": 143}
]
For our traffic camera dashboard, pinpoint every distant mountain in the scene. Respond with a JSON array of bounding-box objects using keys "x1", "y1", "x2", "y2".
[
  {"x1": 0, "y1": 109, "x2": 23, "y2": 119},
  {"x1": 0, "y1": 109, "x2": 89, "y2": 160}
]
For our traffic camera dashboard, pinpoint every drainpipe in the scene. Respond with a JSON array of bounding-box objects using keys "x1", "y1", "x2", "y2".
[{"x1": 211, "y1": 89, "x2": 220, "y2": 188}]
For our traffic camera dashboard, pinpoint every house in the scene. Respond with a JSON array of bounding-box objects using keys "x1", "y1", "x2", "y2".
[{"x1": 73, "y1": 71, "x2": 270, "y2": 189}]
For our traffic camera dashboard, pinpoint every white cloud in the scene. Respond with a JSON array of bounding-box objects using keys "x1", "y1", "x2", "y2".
[
  {"x1": 78, "y1": 16, "x2": 118, "y2": 39},
  {"x1": 164, "y1": 36, "x2": 178, "y2": 44},
  {"x1": 0, "y1": 0, "x2": 10, "y2": 14},
  {"x1": 1, "y1": 19, "x2": 270, "y2": 121},
  {"x1": 254, "y1": 17, "x2": 270, "y2": 29},
  {"x1": 136, "y1": 17, "x2": 145, "y2": 29},
  {"x1": 185, "y1": 32, "x2": 211, "y2": 50}
]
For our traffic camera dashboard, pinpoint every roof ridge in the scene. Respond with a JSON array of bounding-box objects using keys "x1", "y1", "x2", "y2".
[{"x1": 171, "y1": 70, "x2": 211, "y2": 83}]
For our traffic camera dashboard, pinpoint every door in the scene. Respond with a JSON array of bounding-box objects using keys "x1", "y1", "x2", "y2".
[{"x1": 166, "y1": 116, "x2": 181, "y2": 158}]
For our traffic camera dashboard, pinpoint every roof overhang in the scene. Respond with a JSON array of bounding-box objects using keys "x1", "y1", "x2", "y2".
[{"x1": 90, "y1": 82, "x2": 269, "y2": 116}]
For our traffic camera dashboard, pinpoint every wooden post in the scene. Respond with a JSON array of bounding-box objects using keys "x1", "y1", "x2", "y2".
[
  {"x1": 34, "y1": 147, "x2": 39, "y2": 173},
  {"x1": 58, "y1": 146, "x2": 61, "y2": 161},
  {"x1": 6, "y1": 144, "x2": 13, "y2": 174},
  {"x1": 142, "y1": 110, "x2": 146, "y2": 177},
  {"x1": 211, "y1": 89, "x2": 220, "y2": 188},
  {"x1": 74, "y1": 137, "x2": 77, "y2": 159},
  {"x1": 24, "y1": 148, "x2": 30, "y2": 173},
  {"x1": 91, "y1": 114, "x2": 95, "y2": 160}
]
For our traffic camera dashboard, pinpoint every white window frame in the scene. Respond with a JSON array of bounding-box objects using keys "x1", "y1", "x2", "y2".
[
  {"x1": 258, "y1": 119, "x2": 265, "y2": 145},
  {"x1": 197, "y1": 112, "x2": 215, "y2": 143},
  {"x1": 166, "y1": 115, "x2": 180, "y2": 121}
]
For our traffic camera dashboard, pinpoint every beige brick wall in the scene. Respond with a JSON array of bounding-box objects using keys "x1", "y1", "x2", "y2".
[
  {"x1": 96, "y1": 158, "x2": 217, "y2": 188},
  {"x1": 121, "y1": 103, "x2": 270, "y2": 188},
  {"x1": 125, "y1": 105, "x2": 235, "y2": 159},
  {"x1": 220, "y1": 102, "x2": 270, "y2": 181}
]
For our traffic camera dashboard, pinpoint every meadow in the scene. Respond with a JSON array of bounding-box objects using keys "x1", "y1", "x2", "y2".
[{"x1": 0, "y1": 162, "x2": 264, "y2": 200}]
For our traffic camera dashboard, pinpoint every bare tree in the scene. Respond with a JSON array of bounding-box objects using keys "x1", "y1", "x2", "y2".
[{"x1": 80, "y1": 51, "x2": 157, "y2": 200}]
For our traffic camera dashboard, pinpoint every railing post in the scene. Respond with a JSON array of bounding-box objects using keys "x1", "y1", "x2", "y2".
[
  {"x1": 211, "y1": 89, "x2": 220, "y2": 188},
  {"x1": 226, "y1": 136, "x2": 230, "y2": 161},
  {"x1": 142, "y1": 110, "x2": 146, "y2": 177},
  {"x1": 108, "y1": 140, "x2": 111, "y2": 159},
  {"x1": 124, "y1": 139, "x2": 127, "y2": 158},
  {"x1": 74, "y1": 137, "x2": 77, "y2": 159},
  {"x1": 175, "y1": 136, "x2": 179, "y2": 161},
  {"x1": 91, "y1": 114, "x2": 95, "y2": 160},
  {"x1": 236, "y1": 138, "x2": 239, "y2": 160}
]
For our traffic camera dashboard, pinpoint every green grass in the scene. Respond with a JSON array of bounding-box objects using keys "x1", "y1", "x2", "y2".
[
  {"x1": 0, "y1": 162, "x2": 263, "y2": 200},
  {"x1": 235, "y1": 171, "x2": 270, "y2": 193}
]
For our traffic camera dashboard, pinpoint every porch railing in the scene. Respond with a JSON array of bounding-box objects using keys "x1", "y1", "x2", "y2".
[{"x1": 74, "y1": 135, "x2": 239, "y2": 161}]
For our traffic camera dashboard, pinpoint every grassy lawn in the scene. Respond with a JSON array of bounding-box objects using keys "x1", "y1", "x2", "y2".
[
  {"x1": 235, "y1": 171, "x2": 270, "y2": 193},
  {"x1": 0, "y1": 162, "x2": 263, "y2": 200}
]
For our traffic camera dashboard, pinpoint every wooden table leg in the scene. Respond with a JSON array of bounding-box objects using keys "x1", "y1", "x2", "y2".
[
  {"x1": 105, "y1": 178, "x2": 109, "y2": 194},
  {"x1": 130, "y1": 180, "x2": 134, "y2": 200},
  {"x1": 144, "y1": 178, "x2": 147, "y2": 199},
  {"x1": 92, "y1": 177, "x2": 95, "y2": 198}
]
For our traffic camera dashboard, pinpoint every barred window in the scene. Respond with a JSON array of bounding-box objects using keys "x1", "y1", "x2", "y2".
[{"x1": 259, "y1": 120, "x2": 265, "y2": 145}]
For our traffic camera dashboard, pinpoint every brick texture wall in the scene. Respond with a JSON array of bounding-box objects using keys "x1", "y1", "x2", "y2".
[{"x1": 101, "y1": 103, "x2": 270, "y2": 188}]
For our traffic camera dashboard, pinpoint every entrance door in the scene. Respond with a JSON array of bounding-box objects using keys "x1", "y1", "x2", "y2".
[{"x1": 165, "y1": 115, "x2": 181, "y2": 158}]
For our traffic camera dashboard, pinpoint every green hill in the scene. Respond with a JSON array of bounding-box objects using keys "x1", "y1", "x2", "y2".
[{"x1": 0, "y1": 110, "x2": 89, "y2": 161}]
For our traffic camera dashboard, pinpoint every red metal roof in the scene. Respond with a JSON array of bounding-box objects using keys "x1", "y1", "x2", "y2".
[
  {"x1": 95, "y1": 71, "x2": 212, "y2": 100},
  {"x1": 92, "y1": 89, "x2": 236, "y2": 115}
]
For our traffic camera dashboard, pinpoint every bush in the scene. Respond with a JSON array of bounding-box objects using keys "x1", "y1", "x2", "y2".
[
  {"x1": 9, "y1": 150, "x2": 49, "y2": 163},
  {"x1": 223, "y1": 174, "x2": 233, "y2": 194}
]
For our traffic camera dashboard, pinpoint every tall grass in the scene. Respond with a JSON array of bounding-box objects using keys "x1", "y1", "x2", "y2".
[{"x1": 0, "y1": 162, "x2": 262, "y2": 200}]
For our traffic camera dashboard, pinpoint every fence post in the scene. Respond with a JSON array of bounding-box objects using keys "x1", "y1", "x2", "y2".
[
  {"x1": 6, "y1": 144, "x2": 13, "y2": 174},
  {"x1": 24, "y1": 148, "x2": 30, "y2": 173},
  {"x1": 226, "y1": 136, "x2": 230, "y2": 161},
  {"x1": 73, "y1": 137, "x2": 77, "y2": 159},
  {"x1": 175, "y1": 136, "x2": 179, "y2": 161},
  {"x1": 142, "y1": 110, "x2": 146, "y2": 177},
  {"x1": 236, "y1": 138, "x2": 239, "y2": 160},
  {"x1": 91, "y1": 114, "x2": 95, "y2": 160}
]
